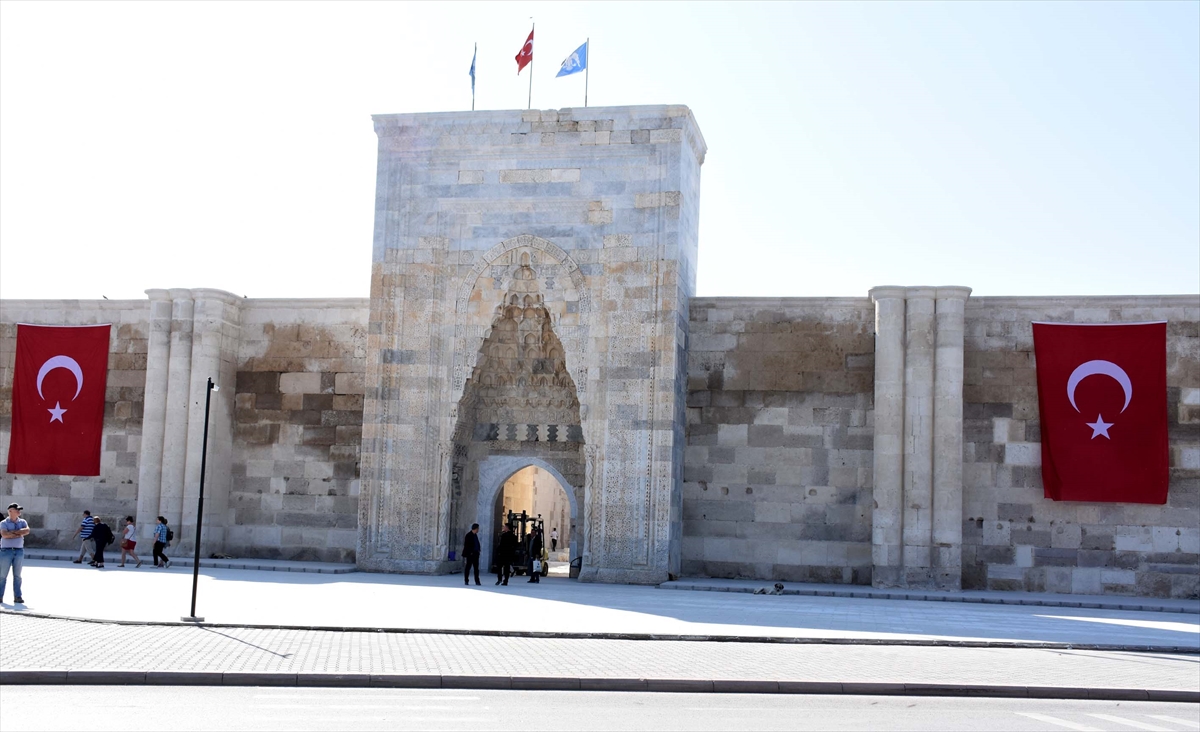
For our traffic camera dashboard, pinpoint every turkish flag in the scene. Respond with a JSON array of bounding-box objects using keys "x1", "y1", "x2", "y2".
[
  {"x1": 515, "y1": 28, "x2": 534, "y2": 73},
  {"x1": 6, "y1": 324, "x2": 111, "y2": 476},
  {"x1": 1032, "y1": 322, "x2": 1168, "y2": 504}
]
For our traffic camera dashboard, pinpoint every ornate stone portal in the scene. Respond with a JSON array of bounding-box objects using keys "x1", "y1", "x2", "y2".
[
  {"x1": 450, "y1": 251, "x2": 585, "y2": 569},
  {"x1": 356, "y1": 106, "x2": 706, "y2": 583}
]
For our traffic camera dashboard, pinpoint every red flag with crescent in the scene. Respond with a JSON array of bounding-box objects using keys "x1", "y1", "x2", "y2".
[
  {"x1": 6, "y1": 324, "x2": 111, "y2": 476},
  {"x1": 515, "y1": 28, "x2": 534, "y2": 73},
  {"x1": 1032, "y1": 322, "x2": 1169, "y2": 503}
]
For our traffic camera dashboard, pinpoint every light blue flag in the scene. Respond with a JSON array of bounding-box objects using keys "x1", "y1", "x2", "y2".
[
  {"x1": 556, "y1": 41, "x2": 587, "y2": 77},
  {"x1": 469, "y1": 44, "x2": 476, "y2": 95}
]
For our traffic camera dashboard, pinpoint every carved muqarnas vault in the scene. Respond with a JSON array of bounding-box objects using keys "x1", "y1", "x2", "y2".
[{"x1": 450, "y1": 253, "x2": 584, "y2": 547}]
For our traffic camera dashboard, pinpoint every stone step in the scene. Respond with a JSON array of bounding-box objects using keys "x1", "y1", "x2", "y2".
[
  {"x1": 659, "y1": 577, "x2": 1200, "y2": 614},
  {"x1": 24, "y1": 549, "x2": 356, "y2": 575}
]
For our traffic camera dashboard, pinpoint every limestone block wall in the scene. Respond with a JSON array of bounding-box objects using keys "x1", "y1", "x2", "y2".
[
  {"x1": 227, "y1": 299, "x2": 369, "y2": 563},
  {"x1": 961, "y1": 296, "x2": 1200, "y2": 598},
  {"x1": 0, "y1": 300, "x2": 149, "y2": 547},
  {"x1": 683, "y1": 297, "x2": 876, "y2": 584}
]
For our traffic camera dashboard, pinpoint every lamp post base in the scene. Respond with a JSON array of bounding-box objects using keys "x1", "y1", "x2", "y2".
[{"x1": 180, "y1": 616, "x2": 205, "y2": 623}]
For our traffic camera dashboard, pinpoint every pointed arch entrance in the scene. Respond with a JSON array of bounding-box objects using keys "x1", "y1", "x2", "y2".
[
  {"x1": 448, "y1": 246, "x2": 586, "y2": 577},
  {"x1": 476, "y1": 456, "x2": 580, "y2": 575}
]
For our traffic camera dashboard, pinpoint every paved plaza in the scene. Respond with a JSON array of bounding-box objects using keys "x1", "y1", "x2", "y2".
[{"x1": 2, "y1": 559, "x2": 1197, "y2": 648}]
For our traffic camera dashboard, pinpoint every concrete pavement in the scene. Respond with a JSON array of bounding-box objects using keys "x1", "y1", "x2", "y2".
[
  {"x1": 2, "y1": 559, "x2": 1198, "y2": 650},
  {"x1": 661, "y1": 578, "x2": 1200, "y2": 615}
]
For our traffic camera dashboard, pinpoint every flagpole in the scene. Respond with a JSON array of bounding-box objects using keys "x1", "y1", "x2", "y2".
[
  {"x1": 472, "y1": 42, "x2": 476, "y2": 111},
  {"x1": 584, "y1": 38, "x2": 589, "y2": 107},
  {"x1": 528, "y1": 22, "x2": 534, "y2": 110}
]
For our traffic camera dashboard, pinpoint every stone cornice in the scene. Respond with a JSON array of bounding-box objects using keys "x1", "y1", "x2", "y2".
[
  {"x1": 936, "y1": 286, "x2": 972, "y2": 300},
  {"x1": 868, "y1": 287, "x2": 908, "y2": 302},
  {"x1": 692, "y1": 296, "x2": 871, "y2": 309},
  {"x1": 189, "y1": 288, "x2": 242, "y2": 305}
]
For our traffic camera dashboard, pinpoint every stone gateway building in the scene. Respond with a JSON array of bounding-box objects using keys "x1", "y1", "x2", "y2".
[{"x1": 2, "y1": 106, "x2": 1197, "y2": 596}]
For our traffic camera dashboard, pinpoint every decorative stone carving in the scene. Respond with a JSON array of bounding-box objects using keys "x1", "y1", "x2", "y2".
[{"x1": 358, "y1": 106, "x2": 705, "y2": 583}]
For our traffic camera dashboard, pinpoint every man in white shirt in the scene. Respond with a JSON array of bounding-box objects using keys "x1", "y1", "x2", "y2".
[{"x1": 550, "y1": 527, "x2": 559, "y2": 553}]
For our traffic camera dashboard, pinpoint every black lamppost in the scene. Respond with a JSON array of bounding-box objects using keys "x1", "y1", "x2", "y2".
[{"x1": 182, "y1": 377, "x2": 217, "y2": 622}]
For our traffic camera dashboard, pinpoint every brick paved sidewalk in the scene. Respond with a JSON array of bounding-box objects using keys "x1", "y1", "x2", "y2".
[{"x1": 2, "y1": 613, "x2": 1196, "y2": 700}]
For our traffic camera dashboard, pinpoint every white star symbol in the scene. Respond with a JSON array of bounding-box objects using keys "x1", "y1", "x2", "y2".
[
  {"x1": 48, "y1": 402, "x2": 67, "y2": 423},
  {"x1": 1086, "y1": 413, "x2": 1113, "y2": 439}
]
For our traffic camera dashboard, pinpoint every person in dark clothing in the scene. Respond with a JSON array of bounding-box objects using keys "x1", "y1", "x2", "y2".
[
  {"x1": 462, "y1": 523, "x2": 481, "y2": 586},
  {"x1": 90, "y1": 518, "x2": 114, "y2": 569},
  {"x1": 494, "y1": 524, "x2": 518, "y2": 586},
  {"x1": 526, "y1": 527, "x2": 544, "y2": 583},
  {"x1": 153, "y1": 516, "x2": 171, "y2": 569}
]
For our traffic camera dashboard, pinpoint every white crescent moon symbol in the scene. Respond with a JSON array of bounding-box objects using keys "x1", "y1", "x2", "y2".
[
  {"x1": 36, "y1": 355, "x2": 84, "y2": 401},
  {"x1": 1066, "y1": 359, "x2": 1131, "y2": 413}
]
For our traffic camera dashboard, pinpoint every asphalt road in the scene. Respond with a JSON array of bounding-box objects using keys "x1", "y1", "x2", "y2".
[{"x1": 1, "y1": 687, "x2": 1197, "y2": 732}]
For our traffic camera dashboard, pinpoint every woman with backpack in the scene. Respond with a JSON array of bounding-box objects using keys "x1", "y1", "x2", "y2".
[{"x1": 152, "y1": 516, "x2": 171, "y2": 569}]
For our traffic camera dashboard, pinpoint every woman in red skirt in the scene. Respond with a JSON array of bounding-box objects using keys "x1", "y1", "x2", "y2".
[{"x1": 118, "y1": 516, "x2": 143, "y2": 568}]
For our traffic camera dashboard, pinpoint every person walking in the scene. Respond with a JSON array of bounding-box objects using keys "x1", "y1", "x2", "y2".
[
  {"x1": 462, "y1": 523, "x2": 482, "y2": 586},
  {"x1": 118, "y1": 516, "x2": 142, "y2": 568},
  {"x1": 526, "y1": 526, "x2": 544, "y2": 583},
  {"x1": 0, "y1": 503, "x2": 30, "y2": 604},
  {"x1": 71, "y1": 510, "x2": 95, "y2": 564},
  {"x1": 494, "y1": 523, "x2": 518, "y2": 586},
  {"x1": 90, "y1": 517, "x2": 114, "y2": 569},
  {"x1": 550, "y1": 527, "x2": 559, "y2": 553},
  {"x1": 152, "y1": 516, "x2": 171, "y2": 569}
]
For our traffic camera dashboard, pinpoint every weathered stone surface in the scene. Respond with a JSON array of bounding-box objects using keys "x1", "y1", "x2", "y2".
[
  {"x1": 682, "y1": 298, "x2": 875, "y2": 585},
  {"x1": 358, "y1": 106, "x2": 706, "y2": 583},
  {"x1": 1, "y1": 106, "x2": 1195, "y2": 599},
  {"x1": 0, "y1": 299, "x2": 148, "y2": 547},
  {"x1": 960, "y1": 296, "x2": 1200, "y2": 597}
]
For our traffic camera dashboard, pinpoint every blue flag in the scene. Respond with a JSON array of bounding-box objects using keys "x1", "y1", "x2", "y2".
[
  {"x1": 556, "y1": 41, "x2": 587, "y2": 77},
  {"x1": 469, "y1": 44, "x2": 476, "y2": 95}
]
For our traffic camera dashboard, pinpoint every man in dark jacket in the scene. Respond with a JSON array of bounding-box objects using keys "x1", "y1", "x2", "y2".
[
  {"x1": 494, "y1": 524, "x2": 518, "y2": 586},
  {"x1": 462, "y1": 523, "x2": 481, "y2": 586},
  {"x1": 90, "y1": 518, "x2": 114, "y2": 569},
  {"x1": 526, "y1": 527, "x2": 544, "y2": 583}
]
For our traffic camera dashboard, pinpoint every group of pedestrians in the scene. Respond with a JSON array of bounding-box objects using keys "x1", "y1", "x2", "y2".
[
  {"x1": 460, "y1": 522, "x2": 548, "y2": 587},
  {"x1": 0, "y1": 504, "x2": 177, "y2": 606},
  {"x1": 72, "y1": 510, "x2": 173, "y2": 570}
]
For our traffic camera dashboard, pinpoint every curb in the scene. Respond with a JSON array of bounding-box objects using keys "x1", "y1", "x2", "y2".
[
  {"x1": 658, "y1": 583, "x2": 1200, "y2": 615},
  {"x1": 2, "y1": 609, "x2": 1196, "y2": 655},
  {"x1": 0, "y1": 669, "x2": 1195, "y2": 702},
  {"x1": 23, "y1": 552, "x2": 356, "y2": 575}
]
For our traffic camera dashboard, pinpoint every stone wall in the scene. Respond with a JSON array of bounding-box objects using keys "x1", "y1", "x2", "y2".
[
  {"x1": 227, "y1": 299, "x2": 369, "y2": 563},
  {"x1": 682, "y1": 297, "x2": 876, "y2": 584},
  {"x1": 961, "y1": 296, "x2": 1200, "y2": 598},
  {"x1": 0, "y1": 300, "x2": 149, "y2": 547}
]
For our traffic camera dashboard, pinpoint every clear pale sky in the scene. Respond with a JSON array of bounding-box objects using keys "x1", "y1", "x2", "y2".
[{"x1": 1, "y1": 1, "x2": 1197, "y2": 300}]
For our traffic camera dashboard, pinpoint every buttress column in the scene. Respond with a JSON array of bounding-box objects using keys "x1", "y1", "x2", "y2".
[{"x1": 135, "y1": 289, "x2": 172, "y2": 540}]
